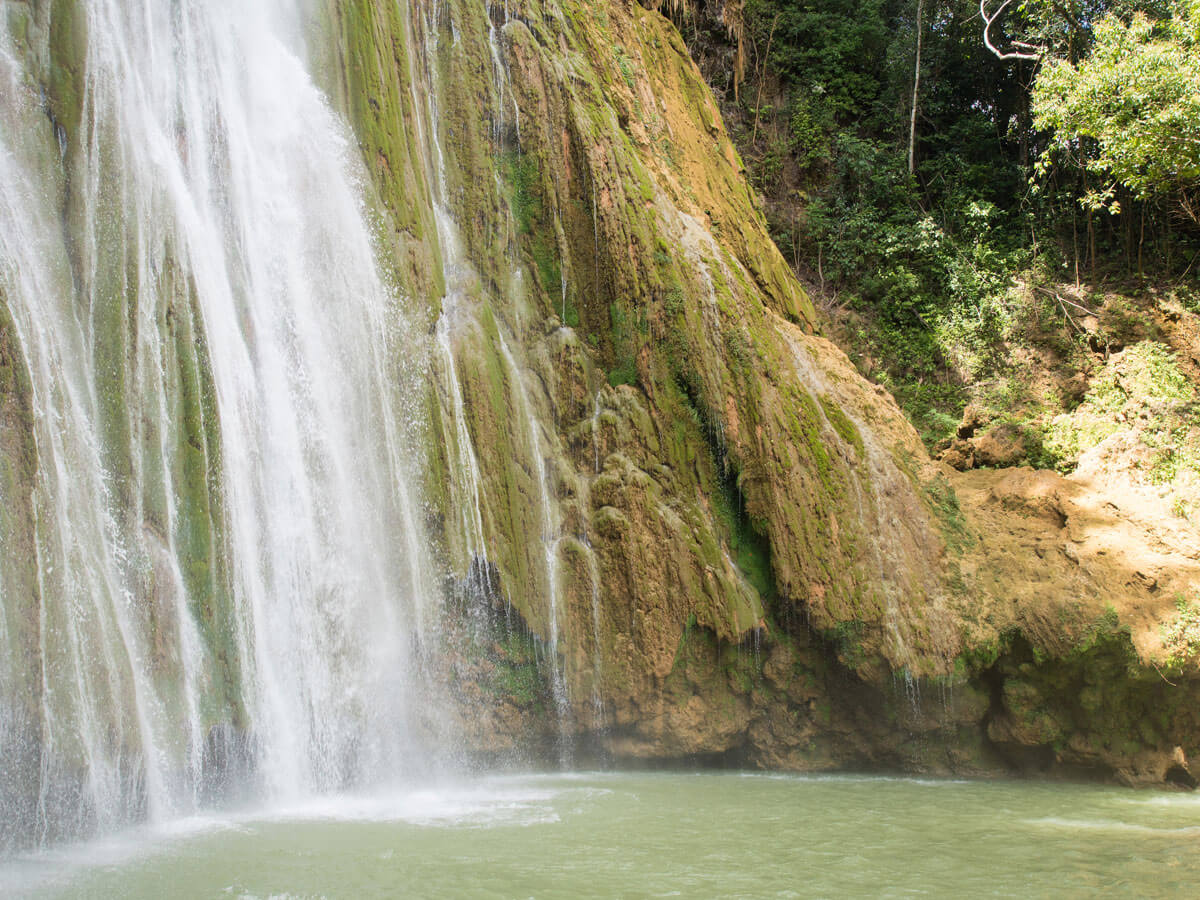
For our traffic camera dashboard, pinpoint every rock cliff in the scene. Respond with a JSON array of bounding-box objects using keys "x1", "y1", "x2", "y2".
[
  {"x1": 382, "y1": 0, "x2": 1200, "y2": 785},
  {"x1": 2, "y1": 0, "x2": 1198, "y2": 814}
]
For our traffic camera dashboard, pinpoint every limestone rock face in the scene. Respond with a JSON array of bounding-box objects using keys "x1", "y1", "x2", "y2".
[
  {"x1": 324, "y1": 0, "x2": 1200, "y2": 784},
  {"x1": 408, "y1": 0, "x2": 958, "y2": 740}
]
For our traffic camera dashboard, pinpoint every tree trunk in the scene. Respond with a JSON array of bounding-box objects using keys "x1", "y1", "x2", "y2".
[
  {"x1": 1018, "y1": 62, "x2": 1030, "y2": 169},
  {"x1": 908, "y1": 0, "x2": 924, "y2": 176},
  {"x1": 750, "y1": 15, "x2": 779, "y2": 146},
  {"x1": 1138, "y1": 203, "x2": 1145, "y2": 278},
  {"x1": 1073, "y1": 207, "x2": 1080, "y2": 289}
]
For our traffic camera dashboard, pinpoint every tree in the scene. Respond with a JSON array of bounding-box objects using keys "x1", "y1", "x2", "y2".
[
  {"x1": 1033, "y1": 2, "x2": 1200, "y2": 215},
  {"x1": 909, "y1": 0, "x2": 924, "y2": 174}
]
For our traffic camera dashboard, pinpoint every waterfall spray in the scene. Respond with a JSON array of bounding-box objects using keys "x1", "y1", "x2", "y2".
[{"x1": 0, "y1": 0, "x2": 438, "y2": 848}]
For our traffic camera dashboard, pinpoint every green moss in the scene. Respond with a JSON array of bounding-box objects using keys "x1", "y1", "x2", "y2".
[
  {"x1": 167, "y1": 279, "x2": 243, "y2": 724},
  {"x1": 923, "y1": 473, "x2": 975, "y2": 554},
  {"x1": 819, "y1": 396, "x2": 864, "y2": 458},
  {"x1": 662, "y1": 281, "x2": 689, "y2": 363},
  {"x1": 668, "y1": 619, "x2": 769, "y2": 713},
  {"x1": 563, "y1": 295, "x2": 582, "y2": 329},
  {"x1": 1045, "y1": 342, "x2": 1200, "y2": 477},
  {"x1": 493, "y1": 662, "x2": 542, "y2": 707},
  {"x1": 422, "y1": 385, "x2": 454, "y2": 550},
  {"x1": 785, "y1": 389, "x2": 834, "y2": 484},
  {"x1": 531, "y1": 239, "x2": 563, "y2": 301},
  {"x1": 451, "y1": 306, "x2": 555, "y2": 635},
  {"x1": 0, "y1": 286, "x2": 36, "y2": 486},
  {"x1": 1161, "y1": 593, "x2": 1200, "y2": 669},
  {"x1": 496, "y1": 147, "x2": 568, "y2": 307},
  {"x1": 504, "y1": 150, "x2": 544, "y2": 235},
  {"x1": 711, "y1": 473, "x2": 776, "y2": 604},
  {"x1": 614, "y1": 46, "x2": 637, "y2": 90},
  {"x1": 1072, "y1": 604, "x2": 1124, "y2": 657},
  {"x1": 47, "y1": 0, "x2": 87, "y2": 143},
  {"x1": 463, "y1": 614, "x2": 551, "y2": 710},
  {"x1": 8, "y1": 8, "x2": 31, "y2": 52},
  {"x1": 605, "y1": 301, "x2": 638, "y2": 386},
  {"x1": 989, "y1": 628, "x2": 1187, "y2": 761},
  {"x1": 722, "y1": 327, "x2": 753, "y2": 374},
  {"x1": 607, "y1": 358, "x2": 638, "y2": 387},
  {"x1": 335, "y1": 0, "x2": 442, "y2": 302},
  {"x1": 825, "y1": 619, "x2": 868, "y2": 670}
]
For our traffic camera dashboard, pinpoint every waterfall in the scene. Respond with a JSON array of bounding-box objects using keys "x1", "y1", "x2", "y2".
[{"x1": 0, "y1": 0, "x2": 437, "y2": 850}]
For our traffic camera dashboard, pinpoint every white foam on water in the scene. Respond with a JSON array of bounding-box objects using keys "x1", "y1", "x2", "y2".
[
  {"x1": 0, "y1": 775, "x2": 597, "y2": 894},
  {"x1": 1026, "y1": 817, "x2": 1200, "y2": 836},
  {"x1": 1, "y1": 813, "x2": 247, "y2": 896},
  {"x1": 250, "y1": 781, "x2": 568, "y2": 828}
]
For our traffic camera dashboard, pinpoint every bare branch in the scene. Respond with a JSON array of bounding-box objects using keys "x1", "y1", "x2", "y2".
[
  {"x1": 981, "y1": 0, "x2": 1043, "y2": 61},
  {"x1": 1035, "y1": 285, "x2": 1097, "y2": 317}
]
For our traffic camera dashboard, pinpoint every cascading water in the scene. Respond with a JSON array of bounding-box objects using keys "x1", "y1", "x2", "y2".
[
  {"x1": 435, "y1": 306, "x2": 491, "y2": 595},
  {"x1": 582, "y1": 544, "x2": 606, "y2": 732},
  {"x1": 496, "y1": 333, "x2": 573, "y2": 760},
  {"x1": 407, "y1": 0, "x2": 578, "y2": 750},
  {"x1": 406, "y1": 0, "x2": 493, "y2": 605},
  {"x1": 0, "y1": 0, "x2": 438, "y2": 850}
]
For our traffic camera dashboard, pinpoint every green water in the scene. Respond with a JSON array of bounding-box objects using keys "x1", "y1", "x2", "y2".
[{"x1": 7, "y1": 772, "x2": 1200, "y2": 898}]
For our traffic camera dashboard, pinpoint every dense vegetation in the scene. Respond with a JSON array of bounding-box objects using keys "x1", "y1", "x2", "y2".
[{"x1": 666, "y1": 0, "x2": 1200, "y2": 453}]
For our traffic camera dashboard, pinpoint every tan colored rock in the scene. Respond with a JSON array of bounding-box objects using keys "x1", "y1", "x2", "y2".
[
  {"x1": 972, "y1": 424, "x2": 1026, "y2": 467},
  {"x1": 384, "y1": 0, "x2": 1200, "y2": 785},
  {"x1": 940, "y1": 441, "x2": 974, "y2": 471}
]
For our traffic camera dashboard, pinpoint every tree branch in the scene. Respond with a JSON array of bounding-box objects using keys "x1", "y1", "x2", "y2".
[
  {"x1": 981, "y1": 0, "x2": 1043, "y2": 61},
  {"x1": 1035, "y1": 285, "x2": 1097, "y2": 317}
]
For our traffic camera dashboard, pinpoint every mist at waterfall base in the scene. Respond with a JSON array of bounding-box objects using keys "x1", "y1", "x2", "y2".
[{"x1": 7, "y1": 773, "x2": 1200, "y2": 898}]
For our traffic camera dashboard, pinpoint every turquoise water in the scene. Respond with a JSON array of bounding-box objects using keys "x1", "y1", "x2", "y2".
[{"x1": 6, "y1": 772, "x2": 1200, "y2": 898}]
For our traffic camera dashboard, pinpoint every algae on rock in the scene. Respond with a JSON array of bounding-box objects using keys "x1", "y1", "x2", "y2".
[{"x1": 387, "y1": 0, "x2": 1200, "y2": 784}]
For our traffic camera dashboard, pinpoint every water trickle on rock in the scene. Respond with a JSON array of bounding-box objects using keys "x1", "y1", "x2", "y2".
[{"x1": 495, "y1": 333, "x2": 574, "y2": 763}]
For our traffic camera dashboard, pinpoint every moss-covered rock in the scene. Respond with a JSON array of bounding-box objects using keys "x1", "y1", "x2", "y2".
[
  {"x1": 395, "y1": 0, "x2": 1200, "y2": 785},
  {"x1": 10, "y1": 0, "x2": 1199, "y2": 794}
]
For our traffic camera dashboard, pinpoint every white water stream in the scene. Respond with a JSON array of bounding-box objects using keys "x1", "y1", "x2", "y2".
[
  {"x1": 495, "y1": 333, "x2": 573, "y2": 755},
  {"x1": 0, "y1": 0, "x2": 436, "y2": 849}
]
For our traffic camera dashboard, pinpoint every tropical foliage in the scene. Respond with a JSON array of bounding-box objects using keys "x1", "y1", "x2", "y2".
[{"x1": 675, "y1": 0, "x2": 1200, "y2": 444}]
